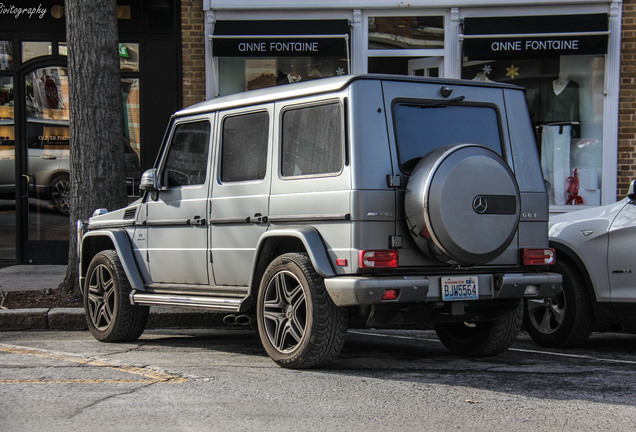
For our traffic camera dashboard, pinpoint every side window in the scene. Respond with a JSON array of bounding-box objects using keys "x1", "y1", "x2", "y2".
[
  {"x1": 162, "y1": 120, "x2": 210, "y2": 187},
  {"x1": 281, "y1": 102, "x2": 344, "y2": 178},
  {"x1": 221, "y1": 111, "x2": 269, "y2": 182}
]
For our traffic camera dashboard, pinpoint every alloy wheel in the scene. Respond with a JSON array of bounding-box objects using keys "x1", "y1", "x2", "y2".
[
  {"x1": 87, "y1": 263, "x2": 116, "y2": 331},
  {"x1": 262, "y1": 270, "x2": 307, "y2": 353}
]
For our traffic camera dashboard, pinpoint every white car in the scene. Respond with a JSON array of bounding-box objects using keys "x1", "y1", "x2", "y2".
[{"x1": 524, "y1": 180, "x2": 636, "y2": 347}]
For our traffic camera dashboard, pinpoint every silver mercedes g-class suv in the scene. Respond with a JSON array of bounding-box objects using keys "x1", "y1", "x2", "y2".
[{"x1": 78, "y1": 74, "x2": 561, "y2": 368}]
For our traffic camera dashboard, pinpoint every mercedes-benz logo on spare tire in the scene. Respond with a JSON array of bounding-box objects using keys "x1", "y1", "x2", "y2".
[{"x1": 473, "y1": 196, "x2": 488, "y2": 214}]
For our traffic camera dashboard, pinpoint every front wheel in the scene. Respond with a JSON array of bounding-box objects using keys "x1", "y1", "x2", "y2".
[
  {"x1": 524, "y1": 260, "x2": 593, "y2": 347},
  {"x1": 84, "y1": 250, "x2": 149, "y2": 342},
  {"x1": 256, "y1": 253, "x2": 347, "y2": 369},
  {"x1": 49, "y1": 174, "x2": 70, "y2": 215},
  {"x1": 434, "y1": 301, "x2": 523, "y2": 356}
]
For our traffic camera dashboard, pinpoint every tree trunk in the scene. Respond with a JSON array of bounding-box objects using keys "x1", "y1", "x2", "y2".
[{"x1": 59, "y1": 0, "x2": 127, "y2": 296}]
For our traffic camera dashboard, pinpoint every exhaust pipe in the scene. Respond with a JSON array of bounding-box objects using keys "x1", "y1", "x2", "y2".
[
  {"x1": 235, "y1": 314, "x2": 253, "y2": 326},
  {"x1": 223, "y1": 314, "x2": 237, "y2": 325}
]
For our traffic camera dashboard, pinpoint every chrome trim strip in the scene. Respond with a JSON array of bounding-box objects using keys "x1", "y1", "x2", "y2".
[{"x1": 268, "y1": 213, "x2": 351, "y2": 223}]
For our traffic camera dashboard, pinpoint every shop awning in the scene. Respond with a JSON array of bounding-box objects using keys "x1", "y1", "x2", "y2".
[
  {"x1": 462, "y1": 14, "x2": 609, "y2": 60},
  {"x1": 211, "y1": 20, "x2": 350, "y2": 57}
]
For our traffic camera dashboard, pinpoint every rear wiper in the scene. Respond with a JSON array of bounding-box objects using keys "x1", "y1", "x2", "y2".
[{"x1": 406, "y1": 96, "x2": 466, "y2": 108}]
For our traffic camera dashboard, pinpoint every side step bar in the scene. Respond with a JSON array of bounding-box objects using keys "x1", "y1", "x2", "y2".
[{"x1": 130, "y1": 290, "x2": 245, "y2": 312}]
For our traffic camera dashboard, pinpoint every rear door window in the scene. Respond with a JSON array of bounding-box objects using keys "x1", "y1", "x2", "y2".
[
  {"x1": 281, "y1": 102, "x2": 344, "y2": 178},
  {"x1": 393, "y1": 102, "x2": 502, "y2": 172}
]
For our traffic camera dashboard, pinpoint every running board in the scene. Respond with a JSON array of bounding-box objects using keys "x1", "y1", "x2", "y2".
[{"x1": 130, "y1": 290, "x2": 244, "y2": 312}]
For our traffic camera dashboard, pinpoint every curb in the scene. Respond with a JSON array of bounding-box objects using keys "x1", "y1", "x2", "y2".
[{"x1": 0, "y1": 307, "x2": 235, "y2": 331}]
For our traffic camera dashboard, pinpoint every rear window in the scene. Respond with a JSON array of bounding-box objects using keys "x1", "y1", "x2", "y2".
[{"x1": 393, "y1": 102, "x2": 502, "y2": 172}]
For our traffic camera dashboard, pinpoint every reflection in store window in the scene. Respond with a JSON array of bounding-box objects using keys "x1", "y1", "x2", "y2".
[
  {"x1": 463, "y1": 56, "x2": 605, "y2": 206},
  {"x1": 22, "y1": 41, "x2": 52, "y2": 62},
  {"x1": 368, "y1": 16, "x2": 444, "y2": 49},
  {"x1": 0, "y1": 76, "x2": 14, "y2": 260},
  {"x1": 122, "y1": 78, "x2": 141, "y2": 195},
  {"x1": 119, "y1": 43, "x2": 139, "y2": 72},
  {"x1": 218, "y1": 56, "x2": 348, "y2": 96},
  {"x1": 0, "y1": 41, "x2": 12, "y2": 71}
]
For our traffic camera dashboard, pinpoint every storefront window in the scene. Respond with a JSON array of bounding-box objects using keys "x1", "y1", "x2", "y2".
[
  {"x1": 368, "y1": 16, "x2": 444, "y2": 49},
  {"x1": 462, "y1": 14, "x2": 608, "y2": 207},
  {"x1": 0, "y1": 76, "x2": 14, "y2": 259},
  {"x1": 0, "y1": 41, "x2": 12, "y2": 71},
  {"x1": 212, "y1": 20, "x2": 350, "y2": 96},
  {"x1": 217, "y1": 56, "x2": 348, "y2": 96},
  {"x1": 122, "y1": 78, "x2": 141, "y2": 195},
  {"x1": 119, "y1": 42, "x2": 139, "y2": 72},
  {"x1": 22, "y1": 41, "x2": 52, "y2": 62}
]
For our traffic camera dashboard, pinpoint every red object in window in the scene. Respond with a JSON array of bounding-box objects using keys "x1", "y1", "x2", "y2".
[
  {"x1": 359, "y1": 250, "x2": 399, "y2": 268},
  {"x1": 566, "y1": 169, "x2": 584, "y2": 205},
  {"x1": 522, "y1": 248, "x2": 556, "y2": 265}
]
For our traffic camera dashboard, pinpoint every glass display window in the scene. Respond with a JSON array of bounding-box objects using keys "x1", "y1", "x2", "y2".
[
  {"x1": 463, "y1": 55, "x2": 605, "y2": 206},
  {"x1": 0, "y1": 41, "x2": 12, "y2": 71},
  {"x1": 368, "y1": 16, "x2": 444, "y2": 50}
]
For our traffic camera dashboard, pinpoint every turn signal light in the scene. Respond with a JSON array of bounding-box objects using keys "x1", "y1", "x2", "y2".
[
  {"x1": 522, "y1": 248, "x2": 555, "y2": 265},
  {"x1": 359, "y1": 250, "x2": 399, "y2": 268}
]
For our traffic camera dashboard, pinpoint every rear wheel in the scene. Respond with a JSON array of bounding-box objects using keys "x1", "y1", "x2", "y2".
[
  {"x1": 524, "y1": 260, "x2": 593, "y2": 347},
  {"x1": 256, "y1": 253, "x2": 347, "y2": 369},
  {"x1": 84, "y1": 250, "x2": 149, "y2": 342},
  {"x1": 434, "y1": 301, "x2": 523, "y2": 356}
]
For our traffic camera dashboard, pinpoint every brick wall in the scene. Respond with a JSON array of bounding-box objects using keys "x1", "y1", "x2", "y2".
[
  {"x1": 619, "y1": 0, "x2": 636, "y2": 197},
  {"x1": 181, "y1": 0, "x2": 206, "y2": 108}
]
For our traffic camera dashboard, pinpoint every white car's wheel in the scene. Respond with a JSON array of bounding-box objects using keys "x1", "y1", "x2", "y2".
[{"x1": 524, "y1": 260, "x2": 594, "y2": 347}]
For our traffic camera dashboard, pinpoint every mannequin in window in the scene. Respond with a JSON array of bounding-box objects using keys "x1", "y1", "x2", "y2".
[
  {"x1": 540, "y1": 73, "x2": 580, "y2": 129},
  {"x1": 539, "y1": 73, "x2": 580, "y2": 205}
]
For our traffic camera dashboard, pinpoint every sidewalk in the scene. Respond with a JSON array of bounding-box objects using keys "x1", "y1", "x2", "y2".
[{"x1": 0, "y1": 265, "x2": 230, "y2": 331}]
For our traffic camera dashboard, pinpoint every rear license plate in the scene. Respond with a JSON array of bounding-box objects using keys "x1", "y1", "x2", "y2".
[{"x1": 441, "y1": 276, "x2": 479, "y2": 301}]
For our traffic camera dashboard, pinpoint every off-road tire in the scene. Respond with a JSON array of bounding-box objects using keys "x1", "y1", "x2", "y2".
[
  {"x1": 524, "y1": 260, "x2": 594, "y2": 348},
  {"x1": 257, "y1": 253, "x2": 348, "y2": 369},
  {"x1": 434, "y1": 300, "x2": 523, "y2": 356},
  {"x1": 84, "y1": 250, "x2": 149, "y2": 342}
]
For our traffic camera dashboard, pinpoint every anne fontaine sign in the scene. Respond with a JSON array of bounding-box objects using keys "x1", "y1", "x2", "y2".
[{"x1": 213, "y1": 36, "x2": 347, "y2": 58}]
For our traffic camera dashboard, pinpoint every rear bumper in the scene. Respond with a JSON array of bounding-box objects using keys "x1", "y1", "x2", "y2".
[{"x1": 324, "y1": 272, "x2": 562, "y2": 307}]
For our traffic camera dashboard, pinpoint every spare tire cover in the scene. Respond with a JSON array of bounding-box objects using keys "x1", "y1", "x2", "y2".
[{"x1": 405, "y1": 144, "x2": 520, "y2": 265}]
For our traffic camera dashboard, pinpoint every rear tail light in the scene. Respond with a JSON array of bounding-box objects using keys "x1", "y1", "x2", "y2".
[
  {"x1": 522, "y1": 248, "x2": 555, "y2": 265},
  {"x1": 359, "y1": 250, "x2": 399, "y2": 268}
]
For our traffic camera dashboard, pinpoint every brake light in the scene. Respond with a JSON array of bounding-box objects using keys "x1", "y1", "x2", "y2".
[
  {"x1": 359, "y1": 250, "x2": 399, "y2": 268},
  {"x1": 522, "y1": 248, "x2": 555, "y2": 265}
]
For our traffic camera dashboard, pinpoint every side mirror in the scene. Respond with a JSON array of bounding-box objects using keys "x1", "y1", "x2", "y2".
[
  {"x1": 139, "y1": 168, "x2": 159, "y2": 192},
  {"x1": 628, "y1": 180, "x2": 636, "y2": 203}
]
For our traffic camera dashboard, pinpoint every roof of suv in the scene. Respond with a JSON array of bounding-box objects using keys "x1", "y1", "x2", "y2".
[{"x1": 176, "y1": 74, "x2": 522, "y2": 118}]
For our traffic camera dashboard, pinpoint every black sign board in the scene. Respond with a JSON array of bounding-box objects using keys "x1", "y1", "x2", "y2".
[
  {"x1": 212, "y1": 20, "x2": 350, "y2": 58},
  {"x1": 463, "y1": 14, "x2": 608, "y2": 60}
]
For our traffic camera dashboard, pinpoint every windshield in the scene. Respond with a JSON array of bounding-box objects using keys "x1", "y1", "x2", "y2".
[{"x1": 393, "y1": 102, "x2": 503, "y2": 172}]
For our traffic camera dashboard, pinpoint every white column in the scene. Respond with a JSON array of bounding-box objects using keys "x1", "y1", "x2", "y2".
[
  {"x1": 445, "y1": 8, "x2": 461, "y2": 79},
  {"x1": 351, "y1": 9, "x2": 365, "y2": 74},
  {"x1": 204, "y1": 10, "x2": 217, "y2": 99}
]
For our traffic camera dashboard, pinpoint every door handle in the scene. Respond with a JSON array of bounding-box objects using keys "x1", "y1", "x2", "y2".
[
  {"x1": 248, "y1": 213, "x2": 268, "y2": 224},
  {"x1": 188, "y1": 216, "x2": 206, "y2": 226},
  {"x1": 20, "y1": 174, "x2": 33, "y2": 198}
]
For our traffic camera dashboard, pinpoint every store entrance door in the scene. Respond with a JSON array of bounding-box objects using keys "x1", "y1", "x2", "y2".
[
  {"x1": 408, "y1": 57, "x2": 444, "y2": 77},
  {"x1": 17, "y1": 62, "x2": 70, "y2": 264}
]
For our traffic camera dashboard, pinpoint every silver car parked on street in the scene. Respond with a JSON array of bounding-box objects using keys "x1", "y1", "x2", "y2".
[{"x1": 525, "y1": 180, "x2": 636, "y2": 347}]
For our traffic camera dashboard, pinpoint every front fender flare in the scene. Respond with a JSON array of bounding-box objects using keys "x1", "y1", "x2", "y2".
[{"x1": 80, "y1": 229, "x2": 145, "y2": 291}]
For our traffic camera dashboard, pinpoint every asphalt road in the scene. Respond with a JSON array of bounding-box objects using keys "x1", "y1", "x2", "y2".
[{"x1": 1, "y1": 328, "x2": 635, "y2": 431}]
